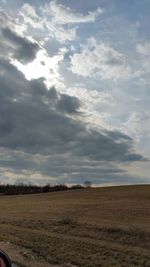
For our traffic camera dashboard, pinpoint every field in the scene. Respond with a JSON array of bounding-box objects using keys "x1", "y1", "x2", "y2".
[{"x1": 0, "y1": 185, "x2": 150, "y2": 267}]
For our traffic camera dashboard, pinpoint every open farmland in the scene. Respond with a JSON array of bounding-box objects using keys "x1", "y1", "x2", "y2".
[{"x1": 0, "y1": 185, "x2": 150, "y2": 267}]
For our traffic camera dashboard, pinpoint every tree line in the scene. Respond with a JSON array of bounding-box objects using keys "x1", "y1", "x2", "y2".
[{"x1": 0, "y1": 181, "x2": 92, "y2": 195}]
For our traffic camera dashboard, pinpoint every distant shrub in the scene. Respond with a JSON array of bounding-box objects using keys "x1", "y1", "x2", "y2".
[
  {"x1": 53, "y1": 184, "x2": 69, "y2": 191},
  {"x1": 58, "y1": 216, "x2": 77, "y2": 226},
  {"x1": 1, "y1": 184, "x2": 43, "y2": 195},
  {"x1": 0, "y1": 183, "x2": 85, "y2": 195},
  {"x1": 43, "y1": 184, "x2": 51, "y2": 193},
  {"x1": 71, "y1": 184, "x2": 84, "y2": 190}
]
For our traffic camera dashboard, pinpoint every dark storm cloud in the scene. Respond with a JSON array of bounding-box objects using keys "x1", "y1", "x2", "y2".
[
  {"x1": 0, "y1": 58, "x2": 145, "y2": 163},
  {"x1": 0, "y1": 58, "x2": 28, "y2": 99},
  {"x1": 1, "y1": 27, "x2": 39, "y2": 63},
  {"x1": 56, "y1": 94, "x2": 81, "y2": 113},
  {"x1": 0, "y1": 150, "x2": 148, "y2": 185},
  {"x1": 0, "y1": 149, "x2": 129, "y2": 185},
  {"x1": 74, "y1": 130, "x2": 145, "y2": 162},
  {"x1": 0, "y1": 11, "x2": 39, "y2": 63},
  {"x1": 0, "y1": 151, "x2": 125, "y2": 177},
  {"x1": 35, "y1": 156, "x2": 126, "y2": 177}
]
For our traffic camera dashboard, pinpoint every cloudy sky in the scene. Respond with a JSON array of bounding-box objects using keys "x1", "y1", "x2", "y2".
[{"x1": 0, "y1": 0, "x2": 150, "y2": 186}]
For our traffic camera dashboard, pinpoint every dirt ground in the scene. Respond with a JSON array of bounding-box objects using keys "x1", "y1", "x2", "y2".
[{"x1": 0, "y1": 185, "x2": 150, "y2": 267}]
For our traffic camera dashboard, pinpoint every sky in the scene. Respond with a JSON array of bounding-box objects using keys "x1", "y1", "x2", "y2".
[{"x1": 0, "y1": 0, "x2": 150, "y2": 186}]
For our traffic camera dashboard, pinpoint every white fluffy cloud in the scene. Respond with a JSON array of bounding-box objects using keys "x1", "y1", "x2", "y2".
[
  {"x1": 136, "y1": 42, "x2": 150, "y2": 56},
  {"x1": 70, "y1": 38, "x2": 131, "y2": 80},
  {"x1": 41, "y1": 0, "x2": 103, "y2": 24},
  {"x1": 19, "y1": 1, "x2": 102, "y2": 43},
  {"x1": 19, "y1": 3, "x2": 43, "y2": 30},
  {"x1": 21, "y1": 3, "x2": 38, "y2": 20},
  {"x1": 135, "y1": 42, "x2": 150, "y2": 81},
  {"x1": 123, "y1": 112, "x2": 150, "y2": 140}
]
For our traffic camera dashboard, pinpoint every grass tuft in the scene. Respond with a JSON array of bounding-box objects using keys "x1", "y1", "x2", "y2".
[{"x1": 58, "y1": 216, "x2": 77, "y2": 226}]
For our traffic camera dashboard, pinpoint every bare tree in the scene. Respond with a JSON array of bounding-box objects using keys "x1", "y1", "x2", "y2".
[{"x1": 84, "y1": 181, "x2": 92, "y2": 188}]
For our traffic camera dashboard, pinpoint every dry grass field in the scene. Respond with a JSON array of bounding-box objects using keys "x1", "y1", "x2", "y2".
[{"x1": 0, "y1": 185, "x2": 150, "y2": 267}]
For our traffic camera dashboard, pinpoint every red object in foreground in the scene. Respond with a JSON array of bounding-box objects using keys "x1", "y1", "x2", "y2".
[
  {"x1": 0, "y1": 250, "x2": 11, "y2": 267},
  {"x1": 0, "y1": 258, "x2": 6, "y2": 267}
]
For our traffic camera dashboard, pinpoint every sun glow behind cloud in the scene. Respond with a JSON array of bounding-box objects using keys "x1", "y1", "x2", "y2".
[{"x1": 11, "y1": 49, "x2": 65, "y2": 88}]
